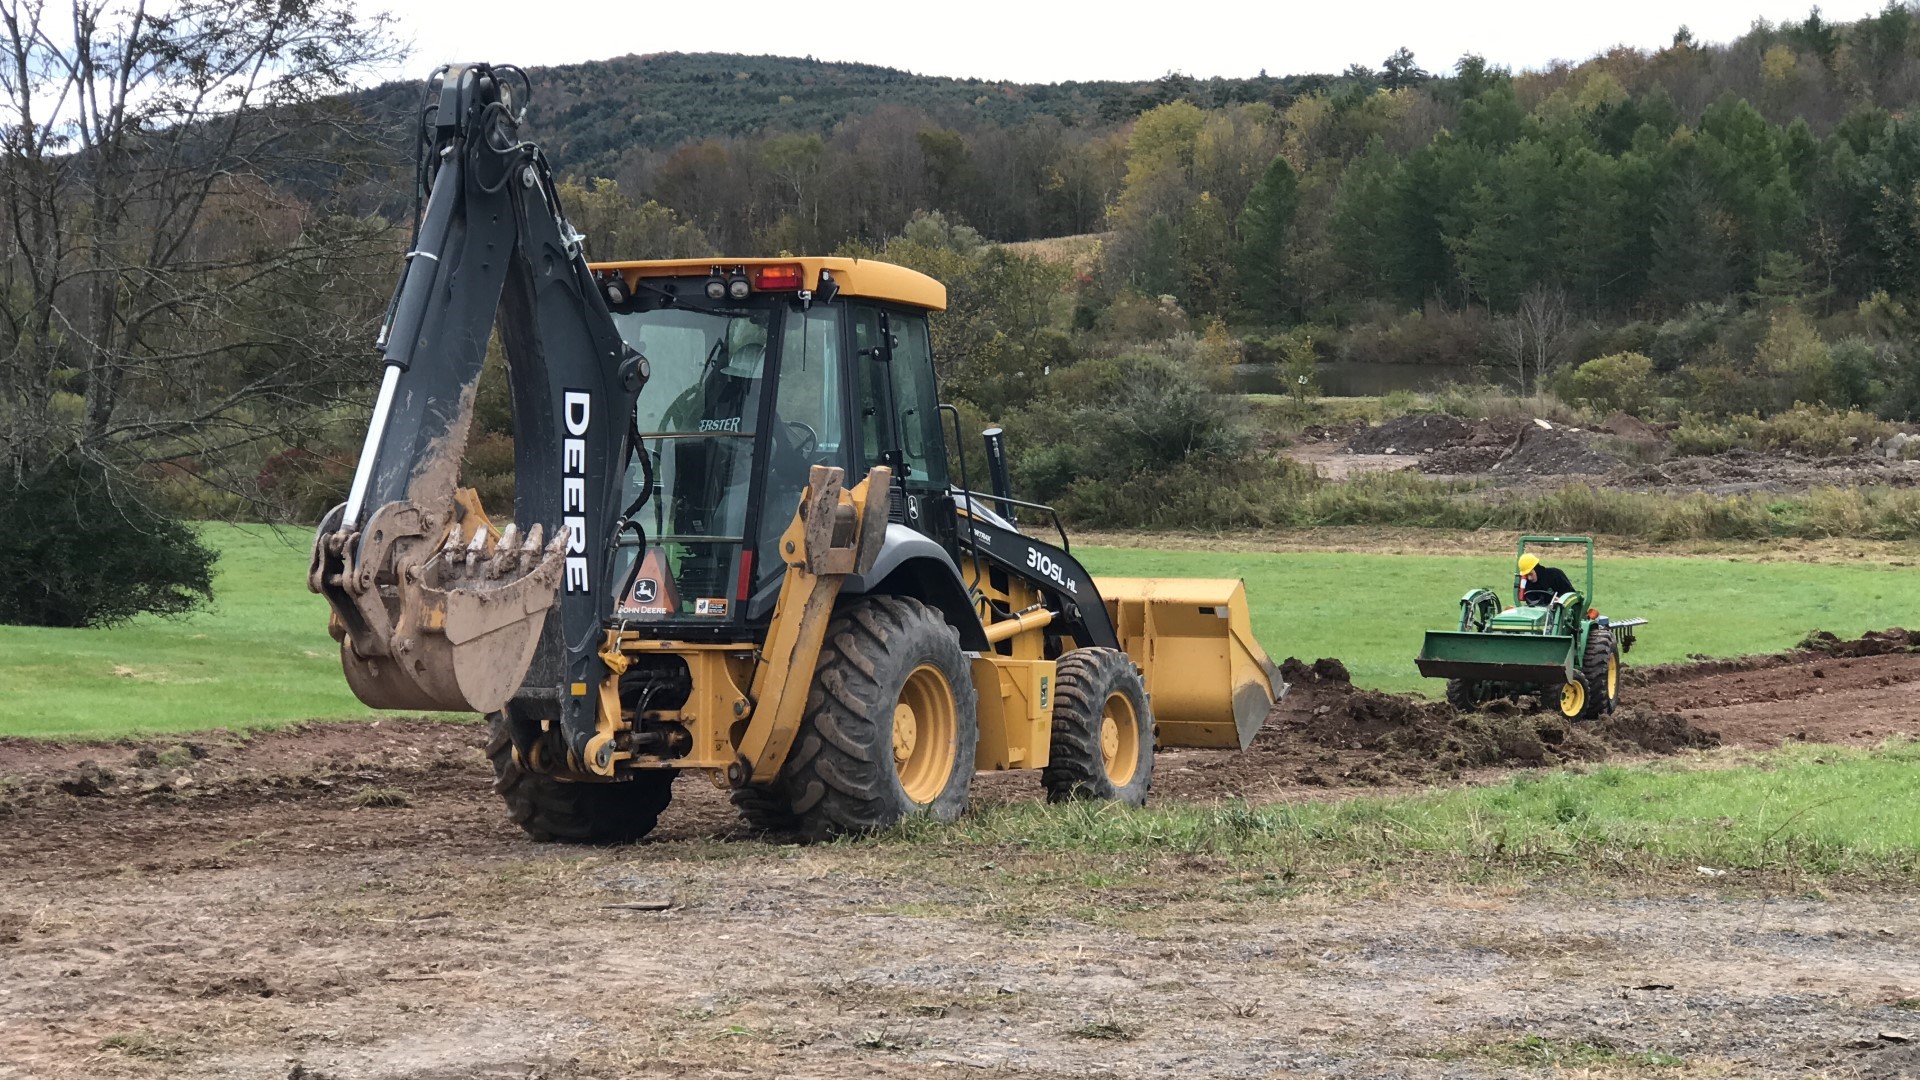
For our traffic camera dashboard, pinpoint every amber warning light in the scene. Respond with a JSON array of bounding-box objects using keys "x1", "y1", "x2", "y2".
[{"x1": 751, "y1": 263, "x2": 804, "y2": 290}]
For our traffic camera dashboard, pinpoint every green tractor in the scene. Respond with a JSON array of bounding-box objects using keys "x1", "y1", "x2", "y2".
[{"x1": 1414, "y1": 536, "x2": 1646, "y2": 719}]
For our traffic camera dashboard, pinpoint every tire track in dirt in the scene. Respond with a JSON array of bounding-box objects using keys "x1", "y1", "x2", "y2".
[{"x1": 1631, "y1": 629, "x2": 1920, "y2": 748}]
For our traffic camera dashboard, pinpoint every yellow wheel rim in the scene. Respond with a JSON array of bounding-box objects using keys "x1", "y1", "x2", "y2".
[
  {"x1": 1607, "y1": 653, "x2": 1618, "y2": 699},
  {"x1": 1099, "y1": 690, "x2": 1140, "y2": 786},
  {"x1": 894, "y1": 664, "x2": 958, "y2": 805},
  {"x1": 1559, "y1": 680, "x2": 1586, "y2": 719}
]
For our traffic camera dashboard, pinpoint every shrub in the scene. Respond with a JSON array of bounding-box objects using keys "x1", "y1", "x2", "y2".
[
  {"x1": 462, "y1": 432, "x2": 519, "y2": 517},
  {"x1": 1827, "y1": 337, "x2": 1890, "y2": 411},
  {"x1": 1095, "y1": 290, "x2": 1190, "y2": 341},
  {"x1": 1007, "y1": 351, "x2": 1253, "y2": 503},
  {"x1": 1337, "y1": 304, "x2": 1491, "y2": 367},
  {"x1": 1562, "y1": 352, "x2": 1656, "y2": 415},
  {"x1": 1673, "y1": 406, "x2": 1895, "y2": 458},
  {"x1": 1426, "y1": 385, "x2": 1585, "y2": 425},
  {"x1": 256, "y1": 447, "x2": 353, "y2": 524},
  {"x1": 1753, "y1": 312, "x2": 1833, "y2": 410},
  {"x1": 0, "y1": 459, "x2": 216, "y2": 628}
]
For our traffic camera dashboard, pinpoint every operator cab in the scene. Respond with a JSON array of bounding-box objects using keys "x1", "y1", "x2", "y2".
[{"x1": 591, "y1": 258, "x2": 951, "y2": 633}]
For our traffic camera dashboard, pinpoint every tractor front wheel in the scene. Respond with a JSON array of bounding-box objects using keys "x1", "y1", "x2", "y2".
[
  {"x1": 778, "y1": 595, "x2": 979, "y2": 841},
  {"x1": 1043, "y1": 648, "x2": 1154, "y2": 807},
  {"x1": 1445, "y1": 678, "x2": 1484, "y2": 711},
  {"x1": 486, "y1": 713, "x2": 676, "y2": 843}
]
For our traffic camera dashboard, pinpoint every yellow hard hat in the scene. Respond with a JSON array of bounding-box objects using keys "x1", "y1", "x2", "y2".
[{"x1": 1517, "y1": 553, "x2": 1540, "y2": 574}]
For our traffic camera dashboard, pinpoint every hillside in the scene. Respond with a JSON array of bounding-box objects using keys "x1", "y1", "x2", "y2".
[{"x1": 359, "y1": 52, "x2": 1318, "y2": 176}]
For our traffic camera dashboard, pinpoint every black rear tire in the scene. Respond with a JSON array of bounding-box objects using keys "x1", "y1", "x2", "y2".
[
  {"x1": 777, "y1": 595, "x2": 979, "y2": 841},
  {"x1": 1043, "y1": 648, "x2": 1154, "y2": 807},
  {"x1": 729, "y1": 784, "x2": 799, "y2": 834},
  {"x1": 485, "y1": 714, "x2": 675, "y2": 843},
  {"x1": 1580, "y1": 627, "x2": 1617, "y2": 719},
  {"x1": 1445, "y1": 678, "x2": 1483, "y2": 711}
]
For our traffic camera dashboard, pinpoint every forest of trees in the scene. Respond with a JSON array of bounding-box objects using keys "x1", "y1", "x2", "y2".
[
  {"x1": 458, "y1": 6, "x2": 1920, "y2": 328},
  {"x1": 14, "y1": 2, "x2": 1920, "y2": 623}
]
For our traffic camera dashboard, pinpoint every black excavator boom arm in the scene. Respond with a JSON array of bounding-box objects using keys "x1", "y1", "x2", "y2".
[{"x1": 309, "y1": 63, "x2": 646, "y2": 760}]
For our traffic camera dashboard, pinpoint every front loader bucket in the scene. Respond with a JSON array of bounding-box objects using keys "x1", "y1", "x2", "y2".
[
  {"x1": 1415, "y1": 631, "x2": 1574, "y2": 686},
  {"x1": 1097, "y1": 577, "x2": 1284, "y2": 751}
]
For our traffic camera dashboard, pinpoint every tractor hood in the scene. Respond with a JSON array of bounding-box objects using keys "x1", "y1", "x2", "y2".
[{"x1": 1487, "y1": 606, "x2": 1554, "y2": 633}]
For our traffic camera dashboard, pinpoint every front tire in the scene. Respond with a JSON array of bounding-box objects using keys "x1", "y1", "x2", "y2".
[
  {"x1": 1043, "y1": 648, "x2": 1154, "y2": 807},
  {"x1": 1445, "y1": 678, "x2": 1483, "y2": 711},
  {"x1": 778, "y1": 595, "x2": 979, "y2": 841},
  {"x1": 485, "y1": 714, "x2": 675, "y2": 843}
]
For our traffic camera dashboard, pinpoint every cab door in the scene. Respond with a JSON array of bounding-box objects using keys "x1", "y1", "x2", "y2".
[{"x1": 850, "y1": 303, "x2": 952, "y2": 544}]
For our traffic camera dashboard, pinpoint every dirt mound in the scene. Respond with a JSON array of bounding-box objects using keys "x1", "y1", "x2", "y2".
[
  {"x1": 1487, "y1": 423, "x2": 1621, "y2": 475},
  {"x1": 1600, "y1": 411, "x2": 1665, "y2": 442},
  {"x1": 1422, "y1": 442, "x2": 1509, "y2": 473},
  {"x1": 1628, "y1": 628, "x2": 1920, "y2": 686},
  {"x1": 1347, "y1": 413, "x2": 1469, "y2": 455},
  {"x1": 1588, "y1": 705, "x2": 1722, "y2": 753},
  {"x1": 1260, "y1": 657, "x2": 1716, "y2": 784}
]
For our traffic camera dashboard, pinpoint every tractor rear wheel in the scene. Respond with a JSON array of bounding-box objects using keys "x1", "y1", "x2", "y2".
[
  {"x1": 486, "y1": 714, "x2": 676, "y2": 843},
  {"x1": 1445, "y1": 678, "x2": 1483, "y2": 711},
  {"x1": 778, "y1": 595, "x2": 979, "y2": 841},
  {"x1": 1580, "y1": 627, "x2": 1618, "y2": 719},
  {"x1": 1043, "y1": 648, "x2": 1154, "y2": 807}
]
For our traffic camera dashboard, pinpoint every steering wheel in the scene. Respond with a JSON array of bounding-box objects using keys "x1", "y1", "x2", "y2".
[
  {"x1": 784, "y1": 420, "x2": 818, "y2": 456},
  {"x1": 1522, "y1": 588, "x2": 1556, "y2": 606}
]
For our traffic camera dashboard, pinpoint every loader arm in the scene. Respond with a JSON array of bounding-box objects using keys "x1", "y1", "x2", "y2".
[{"x1": 309, "y1": 64, "x2": 646, "y2": 767}]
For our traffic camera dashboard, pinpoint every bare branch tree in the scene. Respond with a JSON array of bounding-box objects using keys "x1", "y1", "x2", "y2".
[
  {"x1": 1493, "y1": 284, "x2": 1571, "y2": 393},
  {"x1": 0, "y1": 0, "x2": 402, "y2": 500}
]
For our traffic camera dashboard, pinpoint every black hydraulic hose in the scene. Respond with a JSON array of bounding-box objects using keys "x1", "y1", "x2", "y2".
[{"x1": 610, "y1": 414, "x2": 657, "y2": 612}]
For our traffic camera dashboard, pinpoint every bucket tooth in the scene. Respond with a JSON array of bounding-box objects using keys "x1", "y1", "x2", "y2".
[
  {"x1": 488, "y1": 524, "x2": 521, "y2": 577},
  {"x1": 442, "y1": 523, "x2": 467, "y2": 563},
  {"x1": 465, "y1": 525, "x2": 491, "y2": 566}
]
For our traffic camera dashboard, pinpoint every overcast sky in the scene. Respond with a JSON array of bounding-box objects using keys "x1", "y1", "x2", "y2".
[{"x1": 358, "y1": 0, "x2": 1885, "y2": 86}]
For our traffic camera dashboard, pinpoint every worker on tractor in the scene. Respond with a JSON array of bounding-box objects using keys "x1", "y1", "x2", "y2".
[{"x1": 1517, "y1": 553, "x2": 1576, "y2": 606}]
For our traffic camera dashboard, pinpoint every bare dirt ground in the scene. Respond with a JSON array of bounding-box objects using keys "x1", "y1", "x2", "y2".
[{"x1": 4, "y1": 636, "x2": 1920, "y2": 1079}]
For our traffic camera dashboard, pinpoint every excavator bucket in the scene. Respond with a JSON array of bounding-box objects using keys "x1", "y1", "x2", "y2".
[
  {"x1": 311, "y1": 492, "x2": 567, "y2": 714},
  {"x1": 1097, "y1": 577, "x2": 1285, "y2": 751}
]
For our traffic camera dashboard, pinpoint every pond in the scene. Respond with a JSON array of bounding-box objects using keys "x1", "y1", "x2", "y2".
[{"x1": 1233, "y1": 361, "x2": 1513, "y2": 398}]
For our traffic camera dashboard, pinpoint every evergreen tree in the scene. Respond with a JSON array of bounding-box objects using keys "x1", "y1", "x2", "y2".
[{"x1": 1234, "y1": 155, "x2": 1301, "y2": 319}]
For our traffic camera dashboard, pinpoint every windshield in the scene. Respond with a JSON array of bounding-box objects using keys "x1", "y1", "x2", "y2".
[{"x1": 608, "y1": 305, "x2": 776, "y2": 622}]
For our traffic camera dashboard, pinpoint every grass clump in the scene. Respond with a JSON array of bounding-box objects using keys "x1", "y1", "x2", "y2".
[
  {"x1": 1461, "y1": 1034, "x2": 1683, "y2": 1069},
  {"x1": 98, "y1": 1032, "x2": 184, "y2": 1060},
  {"x1": 1069, "y1": 1018, "x2": 1138, "y2": 1041},
  {"x1": 348, "y1": 787, "x2": 410, "y2": 809}
]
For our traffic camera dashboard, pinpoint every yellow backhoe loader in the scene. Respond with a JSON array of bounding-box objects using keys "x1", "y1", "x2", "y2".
[{"x1": 309, "y1": 63, "x2": 1285, "y2": 841}]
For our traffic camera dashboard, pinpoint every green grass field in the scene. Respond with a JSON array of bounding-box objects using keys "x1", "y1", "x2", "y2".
[
  {"x1": 0, "y1": 525, "x2": 375, "y2": 738},
  {"x1": 1, "y1": 525, "x2": 1913, "y2": 739}
]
